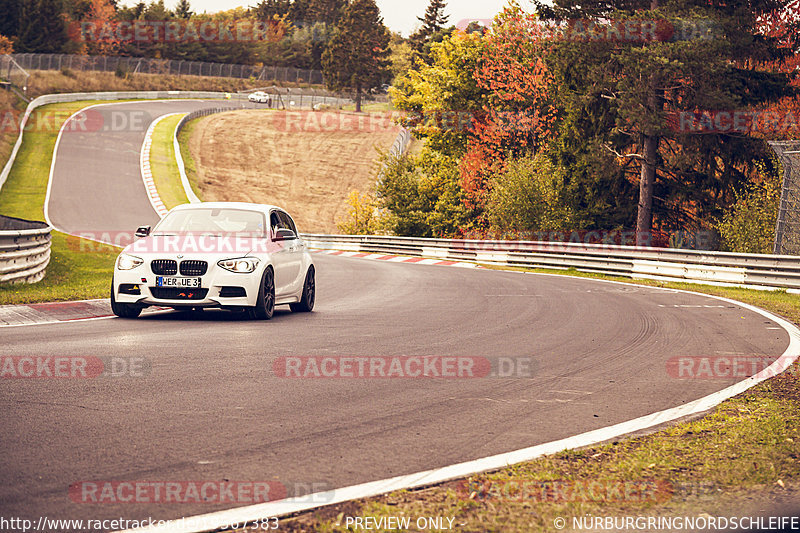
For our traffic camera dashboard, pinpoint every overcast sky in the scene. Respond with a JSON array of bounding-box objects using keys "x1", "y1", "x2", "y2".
[{"x1": 117, "y1": 0, "x2": 515, "y2": 36}]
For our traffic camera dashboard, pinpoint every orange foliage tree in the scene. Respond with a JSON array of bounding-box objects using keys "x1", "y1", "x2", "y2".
[{"x1": 460, "y1": 6, "x2": 556, "y2": 214}]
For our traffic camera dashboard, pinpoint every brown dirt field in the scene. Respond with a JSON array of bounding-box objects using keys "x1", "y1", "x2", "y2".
[{"x1": 188, "y1": 109, "x2": 400, "y2": 233}]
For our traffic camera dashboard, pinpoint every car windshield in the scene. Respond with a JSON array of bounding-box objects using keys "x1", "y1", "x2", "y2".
[{"x1": 153, "y1": 208, "x2": 267, "y2": 238}]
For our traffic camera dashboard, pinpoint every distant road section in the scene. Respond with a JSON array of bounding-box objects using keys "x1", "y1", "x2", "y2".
[
  {"x1": 187, "y1": 109, "x2": 401, "y2": 233},
  {"x1": 47, "y1": 100, "x2": 234, "y2": 237}
]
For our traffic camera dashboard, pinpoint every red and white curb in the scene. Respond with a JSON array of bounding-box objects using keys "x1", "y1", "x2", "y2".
[
  {"x1": 140, "y1": 113, "x2": 181, "y2": 218},
  {"x1": 311, "y1": 249, "x2": 483, "y2": 269},
  {"x1": 0, "y1": 299, "x2": 169, "y2": 328}
]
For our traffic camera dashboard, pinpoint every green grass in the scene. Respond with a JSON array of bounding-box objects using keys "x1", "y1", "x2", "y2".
[
  {"x1": 176, "y1": 117, "x2": 204, "y2": 201},
  {"x1": 149, "y1": 113, "x2": 190, "y2": 210},
  {"x1": 0, "y1": 101, "x2": 120, "y2": 305},
  {"x1": 288, "y1": 382, "x2": 799, "y2": 532}
]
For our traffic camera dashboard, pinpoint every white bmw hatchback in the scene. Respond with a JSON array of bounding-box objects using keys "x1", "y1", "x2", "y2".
[{"x1": 111, "y1": 202, "x2": 315, "y2": 320}]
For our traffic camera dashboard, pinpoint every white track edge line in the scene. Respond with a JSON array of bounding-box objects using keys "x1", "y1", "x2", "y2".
[
  {"x1": 140, "y1": 113, "x2": 182, "y2": 218},
  {"x1": 116, "y1": 279, "x2": 800, "y2": 533},
  {"x1": 172, "y1": 113, "x2": 201, "y2": 203}
]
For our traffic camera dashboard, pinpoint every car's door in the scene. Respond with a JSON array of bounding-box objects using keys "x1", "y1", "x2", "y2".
[
  {"x1": 277, "y1": 211, "x2": 305, "y2": 292},
  {"x1": 269, "y1": 210, "x2": 294, "y2": 296}
]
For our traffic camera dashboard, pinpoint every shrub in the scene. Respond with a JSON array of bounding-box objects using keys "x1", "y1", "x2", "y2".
[
  {"x1": 337, "y1": 190, "x2": 390, "y2": 235},
  {"x1": 485, "y1": 152, "x2": 574, "y2": 233},
  {"x1": 716, "y1": 172, "x2": 780, "y2": 254},
  {"x1": 377, "y1": 147, "x2": 476, "y2": 237}
]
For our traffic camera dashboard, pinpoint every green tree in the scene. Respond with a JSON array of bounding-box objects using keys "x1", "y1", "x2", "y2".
[
  {"x1": 485, "y1": 152, "x2": 574, "y2": 233},
  {"x1": 0, "y1": 0, "x2": 21, "y2": 38},
  {"x1": 174, "y1": 0, "x2": 192, "y2": 19},
  {"x1": 322, "y1": 0, "x2": 390, "y2": 112},
  {"x1": 377, "y1": 147, "x2": 476, "y2": 237},
  {"x1": 408, "y1": 0, "x2": 449, "y2": 57},
  {"x1": 253, "y1": 0, "x2": 291, "y2": 20},
  {"x1": 535, "y1": 0, "x2": 795, "y2": 241},
  {"x1": 17, "y1": 0, "x2": 67, "y2": 53}
]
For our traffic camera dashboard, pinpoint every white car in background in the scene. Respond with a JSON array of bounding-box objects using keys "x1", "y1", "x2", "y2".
[
  {"x1": 111, "y1": 203, "x2": 315, "y2": 320},
  {"x1": 248, "y1": 91, "x2": 271, "y2": 104}
]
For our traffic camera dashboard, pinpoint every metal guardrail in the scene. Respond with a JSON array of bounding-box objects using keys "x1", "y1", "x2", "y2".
[
  {"x1": 377, "y1": 128, "x2": 411, "y2": 183},
  {"x1": 0, "y1": 215, "x2": 51, "y2": 284},
  {"x1": 301, "y1": 234, "x2": 800, "y2": 291}
]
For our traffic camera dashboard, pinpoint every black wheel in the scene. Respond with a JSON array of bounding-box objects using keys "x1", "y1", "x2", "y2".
[
  {"x1": 290, "y1": 266, "x2": 315, "y2": 313},
  {"x1": 249, "y1": 267, "x2": 275, "y2": 320},
  {"x1": 110, "y1": 280, "x2": 142, "y2": 319}
]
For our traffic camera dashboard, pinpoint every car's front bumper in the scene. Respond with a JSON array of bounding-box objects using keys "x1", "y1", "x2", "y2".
[{"x1": 113, "y1": 267, "x2": 262, "y2": 308}]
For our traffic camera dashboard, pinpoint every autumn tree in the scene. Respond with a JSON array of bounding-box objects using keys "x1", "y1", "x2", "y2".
[
  {"x1": 0, "y1": 34, "x2": 14, "y2": 54},
  {"x1": 460, "y1": 6, "x2": 557, "y2": 212},
  {"x1": 322, "y1": 0, "x2": 390, "y2": 112}
]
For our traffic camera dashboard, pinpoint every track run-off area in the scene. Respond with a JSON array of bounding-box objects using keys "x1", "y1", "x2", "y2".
[{"x1": 0, "y1": 99, "x2": 797, "y2": 531}]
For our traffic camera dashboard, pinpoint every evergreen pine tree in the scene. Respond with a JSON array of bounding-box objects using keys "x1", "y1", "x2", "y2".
[
  {"x1": 174, "y1": 0, "x2": 192, "y2": 19},
  {"x1": 409, "y1": 0, "x2": 448, "y2": 54},
  {"x1": 322, "y1": 0, "x2": 390, "y2": 112},
  {"x1": 534, "y1": 0, "x2": 796, "y2": 238}
]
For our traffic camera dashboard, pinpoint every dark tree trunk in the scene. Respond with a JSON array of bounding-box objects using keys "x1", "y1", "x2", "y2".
[
  {"x1": 637, "y1": 133, "x2": 659, "y2": 246},
  {"x1": 637, "y1": 66, "x2": 660, "y2": 246},
  {"x1": 355, "y1": 82, "x2": 362, "y2": 113}
]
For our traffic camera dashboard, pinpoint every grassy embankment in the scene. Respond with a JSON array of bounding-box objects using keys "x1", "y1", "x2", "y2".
[
  {"x1": 148, "y1": 113, "x2": 190, "y2": 210},
  {"x1": 0, "y1": 102, "x2": 120, "y2": 304}
]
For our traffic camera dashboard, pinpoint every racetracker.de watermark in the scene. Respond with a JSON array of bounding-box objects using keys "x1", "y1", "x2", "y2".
[
  {"x1": 69, "y1": 480, "x2": 332, "y2": 504},
  {"x1": 66, "y1": 232, "x2": 288, "y2": 255},
  {"x1": 666, "y1": 356, "x2": 796, "y2": 379},
  {"x1": 0, "y1": 109, "x2": 153, "y2": 134},
  {"x1": 69, "y1": 19, "x2": 297, "y2": 44},
  {"x1": 273, "y1": 356, "x2": 535, "y2": 379},
  {"x1": 459, "y1": 479, "x2": 718, "y2": 503},
  {"x1": 455, "y1": 17, "x2": 722, "y2": 42},
  {"x1": 0, "y1": 357, "x2": 149, "y2": 379},
  {"x1": 670, "y1": 110, "x2": 800, "y2": 135}
]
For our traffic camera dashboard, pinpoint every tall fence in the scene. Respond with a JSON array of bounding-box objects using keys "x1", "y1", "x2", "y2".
[
  {"x1": 11, "y1": 53, "x2": 325, "y2": 85},
  {"x1": 0, "y1": 54, "x2": 30, "y2": 97},
  {"x1": 770, "y1": 140, "x2": 800, "y2": 255}
]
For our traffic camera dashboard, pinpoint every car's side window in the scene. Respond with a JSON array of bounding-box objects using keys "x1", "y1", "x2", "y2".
[
  {"x1": 270, "y1": 212, "x2": 282, "y2": 240},
  {"x1": 278, "y1": 212, "x2": 298, "y2": 236}
]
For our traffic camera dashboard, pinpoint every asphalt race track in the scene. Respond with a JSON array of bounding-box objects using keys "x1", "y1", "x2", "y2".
[{"x1": 0, "y1": 100, "x2": 792, "y2": 528}]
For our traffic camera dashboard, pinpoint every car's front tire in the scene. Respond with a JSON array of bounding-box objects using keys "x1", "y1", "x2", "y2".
[
  {"x1": 110, "y1": 281, "x2": 142, "y2": 319},
  {"x1": 249, "y1": 266, "x2": 275, "y2": 320},
  {"x1": 290, "y1": 266, "x2": 315, "y2": 313}
]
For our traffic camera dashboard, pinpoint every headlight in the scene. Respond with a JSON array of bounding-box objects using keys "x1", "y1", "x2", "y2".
[
  {"x1": 117, "y1": 254, "x2": 144, "y2": 270},
  {"x1": 218, "y1": 258, "x2": 260, "y2": 273}
]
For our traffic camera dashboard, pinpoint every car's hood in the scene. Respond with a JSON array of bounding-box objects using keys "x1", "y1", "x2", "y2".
[{"x1": 122, "y1": 235, "x2": 285, "y2": 259}]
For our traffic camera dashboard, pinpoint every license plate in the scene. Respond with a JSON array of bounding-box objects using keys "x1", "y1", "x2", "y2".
[{"x1": 156, "y1": 277, "x2": 201, "y2": 288}]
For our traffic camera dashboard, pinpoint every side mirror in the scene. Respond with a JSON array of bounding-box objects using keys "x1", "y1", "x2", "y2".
[
  {"x1": 274, "y1": 228, "x2": 296, "y2": 241},
  {"x1": 135, "y1": 226, "x2": 151, "y2": 238}
]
